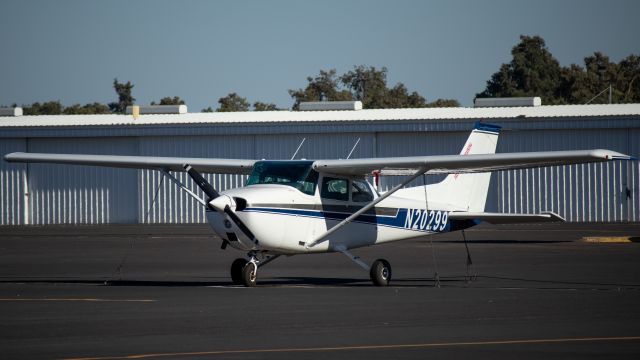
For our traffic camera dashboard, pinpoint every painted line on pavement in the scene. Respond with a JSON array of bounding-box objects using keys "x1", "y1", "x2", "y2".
[{"x1": 62, "y1": 335, "x2": 640, "y2": 360}]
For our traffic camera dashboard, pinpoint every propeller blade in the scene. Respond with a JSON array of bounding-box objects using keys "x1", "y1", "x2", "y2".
[{"x1": 183, "y1": 164, "x2": 220, "y2": 200}]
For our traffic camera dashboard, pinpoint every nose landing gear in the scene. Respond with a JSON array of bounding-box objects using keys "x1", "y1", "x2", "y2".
[
  {"x1": 230, "y1": 252, "x2": 280, "y2": 287},
  {"x1": 242, "y1": 261, "x2": 258, "y2": 287}
]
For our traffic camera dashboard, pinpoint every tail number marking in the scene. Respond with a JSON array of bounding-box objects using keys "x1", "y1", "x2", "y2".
[{"x1": 404, "y1": 209, "x2": 448, "y2": 232}]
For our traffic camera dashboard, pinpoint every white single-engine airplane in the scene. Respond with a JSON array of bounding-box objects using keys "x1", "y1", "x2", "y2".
[{"x1": 4, "y1": 123, "x2": 631, "y2": 286}]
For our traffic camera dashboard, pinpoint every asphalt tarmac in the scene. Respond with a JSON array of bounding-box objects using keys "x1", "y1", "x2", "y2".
[{"x1": 1, "y1": 223, "x2": 640, "y2": 359}]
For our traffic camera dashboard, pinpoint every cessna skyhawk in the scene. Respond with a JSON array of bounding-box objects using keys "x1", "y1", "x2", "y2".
[{"x1": 4, "y1": 123, "x2": 631, "y2": 286}]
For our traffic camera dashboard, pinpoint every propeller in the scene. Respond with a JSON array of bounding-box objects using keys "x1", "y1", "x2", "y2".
[
  {"x1": 183, "y1": 164, "x2": 258, "y2": 245},
  {"x1": 184, "y1": 164, "x2": 219, "y2": 202}
]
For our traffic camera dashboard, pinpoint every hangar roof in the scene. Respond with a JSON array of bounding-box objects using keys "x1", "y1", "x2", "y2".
[{"x1": 1, "y1": 103, "x2": 639, "y2": 128}]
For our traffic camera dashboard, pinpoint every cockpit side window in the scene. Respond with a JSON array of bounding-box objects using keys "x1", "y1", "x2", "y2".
[
  {"x1": 320, "y1": 177, "x2": 349, "y2": 201},
  {"x1": 351, "y1": 179, "x2": 374, "y2": 202}
]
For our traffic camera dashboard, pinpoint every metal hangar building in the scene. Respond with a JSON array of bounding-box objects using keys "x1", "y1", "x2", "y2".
[{"x1": 1, "y1": 103, "x2": 639, "y2": 225}]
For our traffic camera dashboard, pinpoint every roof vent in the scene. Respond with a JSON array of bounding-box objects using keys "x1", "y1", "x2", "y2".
[
  {"x1": 125, "y1": 105, "x2": 187, "y2": 115},
  {"x1": 299, "y1": 101, "x2": 362, "y2": 111},
  {"x1": 474, "y1": 97, "x2": 541, "y2": 108},
  {"x1": 0, "y1": 107, "x2": 23, "y2": 117}
]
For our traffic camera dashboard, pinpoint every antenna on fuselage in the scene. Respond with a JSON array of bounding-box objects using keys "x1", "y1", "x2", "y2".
[
  {"x1": 290, "y1": 138, "x2": 306, "y2": 160},
  {"x1": 346, "y1": 137, "x2": 361, "y2": 160}
]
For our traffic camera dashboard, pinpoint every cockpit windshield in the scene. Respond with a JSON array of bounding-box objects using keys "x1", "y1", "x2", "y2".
[{"x1": 246, "y1": 161, "x2": 318, "y2": 196}]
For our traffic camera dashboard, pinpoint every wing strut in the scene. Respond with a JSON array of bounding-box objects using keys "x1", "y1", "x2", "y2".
[
  {"x1": 306, "y1": 166, "x2": 428, "y2": 248},
  {"x1": 160, "y1": 169, "x2": 207, "y2": 207}
]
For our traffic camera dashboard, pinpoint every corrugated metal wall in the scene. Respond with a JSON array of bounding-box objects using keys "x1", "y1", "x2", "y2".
[
  {"x1": 1, "y1": 120, "x2": 638, "y2": 224},
  {"x1": 0, "y1": 138, "x2": 26, "y2": 225},
  {"x1": 139, "y1": 135, "x2": 254, "y2": 224},
  {"x1": 26, "y1": 138, "x2": 138, "y2": 225},
  {"x1": 377, "y1": 128, "x2": 639, "y2": 222},
  {"x1": 493, "y1": 129, "x2": 637, "y2": 222}
]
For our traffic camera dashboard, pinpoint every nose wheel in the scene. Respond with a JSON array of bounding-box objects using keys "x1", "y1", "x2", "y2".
[
  {"x1": 230, "y1": 258, "x2": 248, "y2": 285},
  {"x1": 229, "y1": 253, "x2": 281, "y2": 287}
]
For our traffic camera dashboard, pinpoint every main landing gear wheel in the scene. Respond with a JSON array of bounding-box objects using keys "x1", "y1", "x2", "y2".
[
  {"x1": 241, "y1": 262, "x2": 258, "y2": 287},
  {"x1": 370, "y1": 259, "x2": 392, "y2": 286},
  {"x1": 230, "y1": 258, "x2": 248, "y2": 285}
]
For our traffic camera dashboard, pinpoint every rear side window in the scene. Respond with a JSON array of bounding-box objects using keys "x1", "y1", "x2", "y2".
[
  {"x1": 321, "y1": 177, "x2": 349, "y2": 201},
  {"x1": 351, "y1": 180, "x2": 373, "y2": 202}
]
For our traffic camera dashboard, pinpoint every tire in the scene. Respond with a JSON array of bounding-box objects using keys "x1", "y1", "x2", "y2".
[
  {"x1": 230, "y1": 258, "x2": 248, "y2": 285},
  {"x1": 241, "y1": 262, "x2": 257, "y2": 287},
  {"x1": 370, "y1": 259, "x2": 392, "y2": 286}
]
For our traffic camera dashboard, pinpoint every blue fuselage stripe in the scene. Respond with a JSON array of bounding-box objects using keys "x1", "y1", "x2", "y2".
[{"x1": 242, "y1": 207, "x2": 463, "y2": 233}]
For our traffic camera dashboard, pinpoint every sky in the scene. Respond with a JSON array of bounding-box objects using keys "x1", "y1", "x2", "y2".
[{"x1": 1, "y1": 0, "x2": 639, "y2": 110}]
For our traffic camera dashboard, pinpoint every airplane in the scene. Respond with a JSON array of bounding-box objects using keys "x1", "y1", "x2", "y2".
[{"x1": 4, "y1": 122, "x2": 632, "y2": 287}]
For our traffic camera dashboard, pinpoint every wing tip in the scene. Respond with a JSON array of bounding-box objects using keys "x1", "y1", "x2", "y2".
[
  {"x1": 4, "y1": 152, "x2": 22, "y2": 162},
  {"x1": 540, "y1": 211, "x2": 565, "y2": 222},
  {"x1": 590, "y1": 149, "x2": 633, "y2": 161}
]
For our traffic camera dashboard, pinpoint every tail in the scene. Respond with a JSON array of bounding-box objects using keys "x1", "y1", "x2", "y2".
[{"x1": 396, "y1": 122, "x2": 501, "y2": 211}]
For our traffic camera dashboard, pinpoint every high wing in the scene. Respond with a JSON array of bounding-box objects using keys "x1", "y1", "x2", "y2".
[
  {"x1": 449, "y1": 211, "x2": 565, "y2": 224},
  {"x1": 312, "y1": 149, "x2": 631, "y2": 176},
  {"x1": 4, "y1": 152, "x2": 256, "y2": 175},
  {"x1": 5, "y1": 149, "x2": 631, "y2": 176}
]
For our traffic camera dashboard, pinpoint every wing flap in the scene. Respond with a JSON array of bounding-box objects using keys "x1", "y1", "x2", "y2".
[
  {"x1": 449, "y1": 211, "x2": 565, "y2": 224},
  {"x1": 312, "y1": 149, "x2": 631, "y2": 176},
  {"x1": 4, "y1": 152, "x2": 256, "y2": 175}
]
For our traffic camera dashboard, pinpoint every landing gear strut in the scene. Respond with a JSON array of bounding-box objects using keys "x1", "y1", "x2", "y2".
[
  {"x1": 335, "y1": 246, "x2": 392, "y2": 286},
  {"x1": 242, "y1": 261, "x2": 258, "y2": 287},
  {"x1": 230, "y1": 252, "x2": 280, "y2": 287}
]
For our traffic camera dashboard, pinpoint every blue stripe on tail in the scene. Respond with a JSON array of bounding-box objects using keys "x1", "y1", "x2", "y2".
[{"x1": 473, "y1": 122, "x2": 502, "y2": 134}]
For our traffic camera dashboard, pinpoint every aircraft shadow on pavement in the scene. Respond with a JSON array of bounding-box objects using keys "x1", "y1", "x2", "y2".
[
  {"x1": 0, "y1": 277, "x2": 447, "y2": 288},
  {"x1": 1, "y1": 276, "x2": 637, "y2": 289}
]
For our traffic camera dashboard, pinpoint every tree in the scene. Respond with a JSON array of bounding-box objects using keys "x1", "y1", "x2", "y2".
[
  {"x1": 151, "y1": 96, "x2": 185, "y2": 105},
  {"x1": 618, "y1": 55, "x2": 640, "y2": 102},
  {"x1": 617, "y1": 55, "x2": 640, "y2": 103},
  {"x1": 217, "y1": 92, "x2": 250, "y2": 112},
  {"x1": 340, "y1": 65, "x2": 389, "y2": 108},
  {"x1": 23, "y1": 101, "x2": 63, "y2": 115},
  {"x1": 202, "y1": 97, "x2": 278, "y2": 112},
  {"x1": 384, "y1": 83, "x2": 426, "y2": 108},
  {"x1": 63, "y1": 102, "x2": 110, "y2": 114},
  {"x1": 477, "y1": 35, "x2": 563, "y2": 104},
  {"x1": 288, "y1": 69, "x2": 353, "y2": 110},
  {"x1": 478, "y1": 35, "x2": 640, "y2": 105},
  {"x1": 253, "y1": 101, "x2": 279, "y2": 111},
  {"x1": 426, "y1": 98, "x2": 460, "y2": 108},
  {"x1": 290, "y1": 66, "x2": 458, "y2": 110},
  {"x1": 108, "y1": 78, "x2": 135, "y2": 113},
  {"x1": 560, "y1": 52, "x2": 640, "y2": 104}
]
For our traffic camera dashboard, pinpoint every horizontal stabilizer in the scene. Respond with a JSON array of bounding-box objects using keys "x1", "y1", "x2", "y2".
[{"x1": 449, "y1": 211, "x2": 565, "y2": 224}]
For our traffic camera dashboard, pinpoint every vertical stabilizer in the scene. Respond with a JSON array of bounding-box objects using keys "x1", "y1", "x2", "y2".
[{"x1": 396, "y1": 122, "x2": 501, "y2": 211}]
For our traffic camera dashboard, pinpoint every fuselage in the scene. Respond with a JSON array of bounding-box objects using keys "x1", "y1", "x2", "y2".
[{"x1": 206, "y1": 161, "x2": 471, "y2": 255}]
